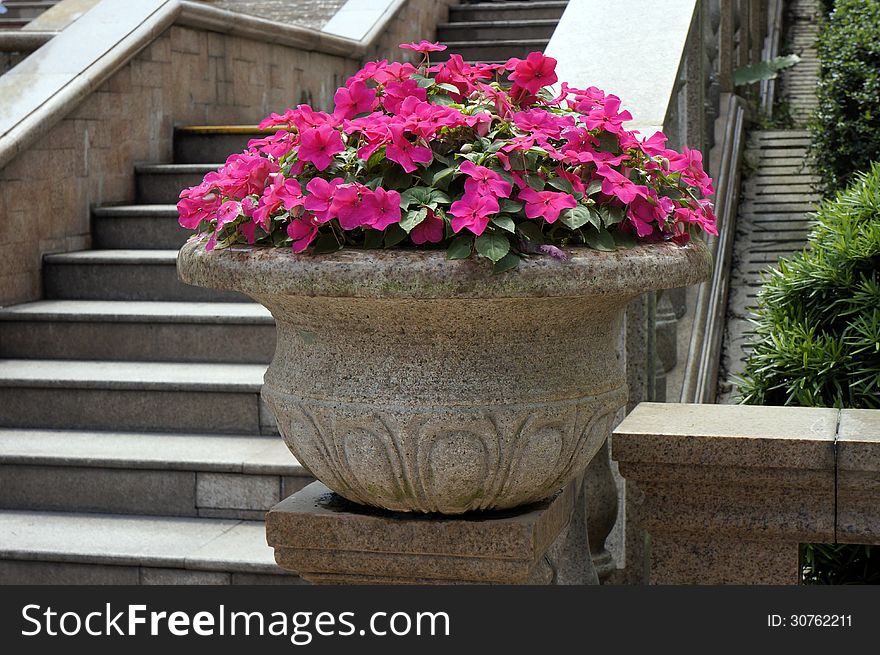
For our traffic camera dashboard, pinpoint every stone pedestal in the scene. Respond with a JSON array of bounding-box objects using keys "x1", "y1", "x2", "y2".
[{"x1": 266, "y1": 480, "x2": 584, "y2": 584}]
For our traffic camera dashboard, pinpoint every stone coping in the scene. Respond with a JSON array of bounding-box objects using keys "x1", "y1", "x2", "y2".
[
  {"x1": 177, "y1": 239, "x2": 712, "y2": 300},
  {"x1": 614, "y1": 402, "x2": 880, "y2": 544}
]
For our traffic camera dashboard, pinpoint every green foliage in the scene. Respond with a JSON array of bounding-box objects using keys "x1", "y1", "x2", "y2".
[
  {"x1": 733, "y1": 54, "x2": 800, "y2": 86},
  {"x1": 738, "y1": 164, "x2": 880, "y2": 585},
  {"x1": 809, "y1": 0, "x2": 880, "y2": 194},
  {"x1": 738, "y1": 163, "x2": 880, "y2": 408},
  {"x1": 801, "y1": 544, "x2": 880, "y2": 584}
]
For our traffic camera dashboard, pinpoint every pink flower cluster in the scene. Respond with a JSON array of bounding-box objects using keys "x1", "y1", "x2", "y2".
[{"x1": 178, "y1": 42, "x2": 716, "y2": 265}]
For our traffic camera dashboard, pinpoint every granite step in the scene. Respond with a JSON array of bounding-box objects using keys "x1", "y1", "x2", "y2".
[
  {"x1": 173, "y1": 125, "x2": 268, "y2": 164},
  {"x1": 0, "y1": 510, "x2": 302, "y2": 584},
  {"x1": 0, "y1": 300, "x2": 275, "y2": 363},
  {"x1": 0, "y1": 1, "x2": 57, "y2": 19},
  {"x1": 136, "y1": 163, "x2": 219, "y2": 205},
  {"x1": 437, "y1": 39, "x2": 550, "y2": 62},
  {"x1": 0, "y1": 429, "x2": 310, "y2": 519},
  {"x1": 437, "y1": 18, "x2": 558, "y2": 41},
  {"x1": 0, "y1": 359, "x2": 271, "y2": 434},
  {"x1": 448, "y1": 1, "x2": 568, "y2": 22},
  {"x1": 93, "y1": 205, "x2": 188, "y2": 250},
  {"x1": 43, "y1": 249, "x2": 248, "y2": 302}
]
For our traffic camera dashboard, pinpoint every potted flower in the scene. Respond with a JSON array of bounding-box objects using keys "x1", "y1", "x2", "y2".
[{"x1": 177, "y1": 42, "x2": 713, "y2": 514}]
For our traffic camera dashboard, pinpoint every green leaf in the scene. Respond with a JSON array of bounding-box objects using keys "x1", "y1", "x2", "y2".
[
  {"x1": 524, "y1": 174, "x2": 545, "y2": 191},
  {"x1": 366, "y1": 146, "x2": 386, "y2": 170},
  {"x1": 475, "y1": 233, "x2": 511, "y2": 262},
  {"x1": 400, "y1": 207, "x2": 428, "y2": 233},
  {"x1": 313, "y1": 233, "x2": 342, "y2": 254},
  {"x1": 585, "y1": 180, "x2": 603, "y2": 196},
  {"x1": 498, "y1": 198, "x2": 523, "y2": 214},
  {"x1": 585, "y1": 227, "x2": 617, "y2": 251},
  {"x1": 493, "y1": 252, "x2": 521, "y2": 274},
  {"x1": 428, "y1": 188, "x2": 451, "y2": 206},
  {"x1": 447, "y1": 234, "x2": 473, "y2": 260},
  {"x1": 430, "y1": 94, "x2": 456, "y2": 107},
  {"x1": 412, "y1": 73, "x2": 436, "y2": 88},
  {"x1": 547, "y1": 177, "x2": 574, "y2": 194},
  {"x1": 491, "y1": 215, "x2": 516, "y2": 233},
  {"x1": 560, "y1": 205, "x2": 600, "y2": 230},
  {"x1": 399, "y1": 187, "x2": 432, "y2": 209},
  {"x1": 734, "y1": 54, "x2": 800, "y2": 86},
  {"x1": 600, "y1": 206, "x2": 626, "y2": 227},
  {"x1": 384, "y1": 224, "x2": 408, "y2": 247},
  {"x1": 516, "y1": 221, "x2": 545, "y2": 244},
  {"x1": 432, "y1": 166, "x2": 457, "y2": 186},
  {"x1": 362, "y1": 228, "x2": 384, "y2": 249},
  {"x1": 611, "y1": 229, "x2": 636, "y2": 248},
  {"x1": 435, "y1": 82, "x2": 460, "y2": 94}
]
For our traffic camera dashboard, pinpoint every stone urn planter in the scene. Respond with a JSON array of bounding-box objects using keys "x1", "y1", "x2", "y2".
[{"x1": 178, "y1": 239, "x2": 710, "y2": 514}]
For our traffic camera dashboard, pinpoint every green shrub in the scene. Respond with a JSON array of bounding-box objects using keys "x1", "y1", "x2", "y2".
[
  {"x1": 810, "y1": 0, "x2": 880, "y2": 194},
  {"x1": 738, "y1": 163, "x2": 880, "y2": 408},
  {"x1": 738, "y1": 163, "x2": 880, "y2": 585}
]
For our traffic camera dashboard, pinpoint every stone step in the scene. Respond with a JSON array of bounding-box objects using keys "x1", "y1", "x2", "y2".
[
  {"x1": 0, "y1": 1, "x2": 58, "y2": 19},
  {"x1": 0, "y1": 510, "x2": 302, "y2": 584},
  {"x1": 448, "y1": 1, "x2": 568, "y2": 22},
  {"x1": 0, "y1": 429, "x2": 310, "y2": 519},
  {"x1": 0, "y1": 359, "x2": 270, "y2": 434},
  {"x1": 0, "y1": 300, "x2": 275, "y2": 363},
  {"x1": 752, "y1": 130, "x2": 810, "y2": 138},
  {"x1": 0, "y1": 17, "x2": 30, "y2": 28},
  {"x1": 136, "y1": 163, "x2": 218, "y2": 205},
  {"x1": 437, "y1": 18, "x2": 557, "y2": 41},
  {"x1": 173, "y1": 125, "x2": 268, "y2": 164},
  {"x1": 43, "y1": 249, "x2": 248, "y2": 302},
  {"x1": 741, "y1": 202, "x2": 817, "y2": 214},
  {"x1": 437, "y1": 39, "x2": 550, "y2": 62},
  {"x1": 93, "y1": 205, "x2": 187, "y2": 250},
  {"x1": 740, "y1": 193, "x2": 820, "y2": 204}
]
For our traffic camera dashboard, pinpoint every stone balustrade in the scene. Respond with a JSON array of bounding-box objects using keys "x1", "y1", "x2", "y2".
[{"x1": 613, "y1": 403, "x2": 880, "y2": 584}]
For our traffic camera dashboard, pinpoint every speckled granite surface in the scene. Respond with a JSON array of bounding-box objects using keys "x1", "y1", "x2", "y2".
[{"x1": 202, "y1": 0, "x2": 346, "y2": 29}]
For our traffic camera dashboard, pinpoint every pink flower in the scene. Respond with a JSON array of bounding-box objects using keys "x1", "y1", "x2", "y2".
[
  {"x1": 596, "y1": 165, "x2": 648, "y2": 204},
  {"x1": 330, "y1": 184, "x2": 364, "y2": 230},
  {"x1": 509, "y1": 52, "x2": 558, "y2": 95},
  {"x1": 297, "y1": 125, "x2": 344, "y2": 171},
  {"x1": 449, "y1": 193, "x2": 499, "y2": 236},
  {"x1": 382, "y1": 79, "x2": 426, "y2": 114},
  {"x1": 582, "y1": 95, "x2": 632, "y2": 134},
  {"x1": 287, "y1": 217, "x2": 319, "y2": 252},
  {"x1": 517, "y1": 188, "x2": 577, "y2": 224},
  {"x1": 410, "y1": 209, "x2": 445, "y2": 244},
  {"x1": 627, "y1": 192, "x2": 674, "y2": 238},
  {"x1": 304, "y1": 177, "x2": 344, "y2": 223},
  {"x1": 177, "y1": 185, "x2": 220, "y2": 229},
  {"x1": 669, "y1": 146, "x2": 714, "y2": 195},
  {"x1": 386, "y1": 125, "x2": 433, "y2": 173},
  {"x1": 460, "y1": 160, "x2": 513, "y2": 199},
  {"x1": 252, "y1": 175, "x2": 304, "y2": 230},
  {"x1": 362, "y1": 187, "x2": 402, "y2": 231},
  {"x1": 247, "y1": 129, "x2": 296, "y2": 159},
  {"x1": 399, "y1": 40, "x2": 447, "y2": 53},
  {"x1": 333, "y1": 80, "x2": 378, "y2": 120}
]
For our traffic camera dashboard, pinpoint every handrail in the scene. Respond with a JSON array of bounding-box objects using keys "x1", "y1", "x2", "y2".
[{"x1": 680, "y1": 94, "x2": 747, "y2": 403}]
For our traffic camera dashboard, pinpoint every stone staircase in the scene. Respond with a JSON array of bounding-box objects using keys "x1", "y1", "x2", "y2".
[
  {"x1": 436, "y1": 0, "x2": 568, "y2": 62},
  {"x1": 0, "y1": 127, "x2": 311, "y2": 584},
  {"x1": 717, "y1": 0, "x2": 822, "y2": 404},
  {"x1": 0, "y1": 1, "x2": 59, "y2": 29}
]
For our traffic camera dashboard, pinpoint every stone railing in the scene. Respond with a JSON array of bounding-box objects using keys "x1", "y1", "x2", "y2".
[
  {"x1": 546, "y1": 0, "x2": 780, "y2": 582},
  {"x1": 614, "y1": 403, "x2": 880, "y2": 584},
  {"x1": 0, "y1": 0, "x2": 452, "y2": 306}
]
